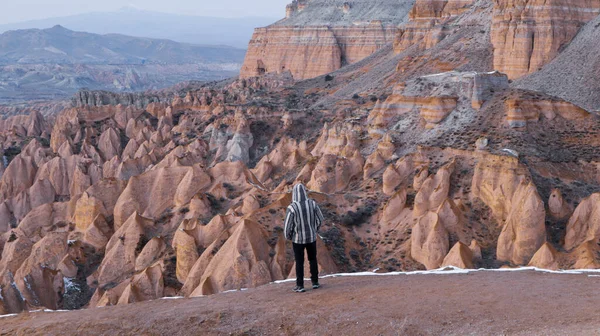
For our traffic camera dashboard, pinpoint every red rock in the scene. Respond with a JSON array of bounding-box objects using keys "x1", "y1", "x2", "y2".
[
  {"x1": 491, "y1": 0, "x2": 600, "y2": 79},
  {"x1": 442, "y1": 242, "x2": 474, "y2": 269},
  {"x1": 564, "y1": 194, "x2": 600, "y2": 251},
  {"x1": 528, "y1": 242, "x2": 559, "y2": 270},
  {"x1": 189, "y1": 220, "x2": 274, "y2": 296},
  {"x1": 411, "y1": 211, "x2": 450, "y2": 270}
]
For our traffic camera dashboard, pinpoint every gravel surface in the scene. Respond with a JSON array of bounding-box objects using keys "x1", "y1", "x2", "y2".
[{"x1": 2, "y1": 270, "x2": 600, "y2": 335}]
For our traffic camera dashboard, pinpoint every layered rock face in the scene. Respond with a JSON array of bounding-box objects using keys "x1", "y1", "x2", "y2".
[
  {"x1": 370, "y1": 71, "x2": 509, "y2": 133},
  {"x1": 394, "y1": 0, "x2": 477, "y2": 53},
  {"x1": 491, "y1": 0, "x2": 600, "y2": 79},
  {"x1": 241, "y1": 0, "x2": 415, "y2": 79},
  {"x1": 504, "y1": 94, "x2": 590, "y2": 128},
  {"x1": 514, "y1": 13, "x2": 600, "y2": 111}
]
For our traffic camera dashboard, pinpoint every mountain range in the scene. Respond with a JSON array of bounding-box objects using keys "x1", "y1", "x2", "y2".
[
  {"x1": 0, "y1": 7, "x2": 278, "y2": 49},
  {"x1": 0, "y1": 25, "x2": 245, "y2": 65},
  {"x1": 0, "y1": 25, "x2": 246, "y2": 105}
]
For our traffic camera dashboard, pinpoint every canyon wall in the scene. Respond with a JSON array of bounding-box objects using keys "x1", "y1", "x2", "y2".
[
  {"x1": 491, "y1": 0, "x2": 600, "y2": 79},
  {"x1": 241, "y1": 0, "x2": 415, "y2": 79},
  {"x1": 394, "y1": 0, "x2": 477, "y2": 53}
]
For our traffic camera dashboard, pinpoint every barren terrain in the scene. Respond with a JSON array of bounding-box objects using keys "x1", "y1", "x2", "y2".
[{"x1": 2, "y1": 270, "x2": 600, "y2": 335}]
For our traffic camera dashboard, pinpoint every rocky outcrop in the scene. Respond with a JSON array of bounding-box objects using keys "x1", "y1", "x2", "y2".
[
  {"x1": 370, "y1": 71, "x2": 509, "y2": 134},
  {"x1": 527, "y1": 242, "x2": 559, "y2": 270},
  {"x1": 564, "y1": 194, "x2": 600, "y2": 251},
  {"x1": 505, "y1": 95, "x2": 590, "y2": 128},
  {"x1": 472, "y1": 155, "x2": 546, "y2": 265},
  {"x1": 14, "y1": 232, "x2": 69, "y2": 310},
  {"x1": 411, "y1": 211, "x2": 450, "y2": 270},
  {"x1": 113, "y1": 165, "x2": 211, "y2": 229},
  {"x1": 241, "y1": 0, "x2": 414, "y2": 79},
  {"x1": 442, "y1": 242, "x2": 474, "y2": 269},
  {"x1": 308, "y1": 154, "x2": 360, "y2": 194},
  {"x1": 491, "y1": 0, "x2": 600, "y2": 79},
  {"x1": 241, "y1": 26, "x2": 343, "y2": 80},
  {"x1": 549, "y1": 189, "x2": 573, "y2": 220},
  {"x1": 496, "y1": 181, "x2": 546, "y2": 265},
  {"x1": 188, "y1": 220, "x2": 277, "y2": 296},
  {"x1": 382, "y1": 156, "x2": 414, "y2": 195},
  {"x1": 394, "y1": 0, "x2": 476, "y2": 53}
]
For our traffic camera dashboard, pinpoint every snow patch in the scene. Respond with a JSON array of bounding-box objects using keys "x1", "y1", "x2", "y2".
[
  {"x1": 273, "y1": 266, "x2": 600, "y2": 284},
  {"x1": 160, "y1": 296, "x2": 184, "y2": 300},
  {"x1": 43, "y1": 46, "x2": 67, "y2": 55},
  {"x1": 13, "y1": 280, "x2": 25, "y2": 302},
  {"x1": 222, "y1": 288, "x2": 248, "y2": 294},
  {"x1": 502, "y1": 149, "x2": 519, "y2": 158},
  {"x1": 63, "y1": 277, "x2": 79, "y2": 292}
]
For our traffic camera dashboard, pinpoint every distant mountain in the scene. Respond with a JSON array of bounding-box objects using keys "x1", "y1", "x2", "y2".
[
  {"x1": 0, "y1": 7, "x2": 278, "y2": 49},
  {"x1": 0, "y1": 25, "x2": 246, "y2": 65},
  {"x1": 0, "y1": 26, "x2": 246, "y2": 104}
]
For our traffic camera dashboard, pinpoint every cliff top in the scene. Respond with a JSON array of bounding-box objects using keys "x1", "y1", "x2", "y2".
[{"x1": 272, "y1": 0, "x2": 416, "y2": 27}]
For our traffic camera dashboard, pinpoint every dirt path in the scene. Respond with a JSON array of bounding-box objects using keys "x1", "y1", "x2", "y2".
[{"x1": 2, "y1": 270, "x2": 600, "y2": 335}]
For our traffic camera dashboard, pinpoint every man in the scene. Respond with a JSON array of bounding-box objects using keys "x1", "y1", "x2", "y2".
[{"x1": 284, "y1": 183, "x2": 324, "y2": 293}]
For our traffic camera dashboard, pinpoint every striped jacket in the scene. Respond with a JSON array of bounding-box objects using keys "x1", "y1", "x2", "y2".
[{"x1": 284, "y1": 184, "x2": 324, "y2": 244}]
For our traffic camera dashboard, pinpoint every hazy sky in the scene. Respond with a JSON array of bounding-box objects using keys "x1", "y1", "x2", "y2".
[{"x1": 0, "y1": 0, "x2": 289, "y2": 24}]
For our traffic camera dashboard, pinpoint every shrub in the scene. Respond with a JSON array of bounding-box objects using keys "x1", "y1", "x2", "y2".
[{"x1": 7, "y1": 232, "x2": 17, "y2": 243}]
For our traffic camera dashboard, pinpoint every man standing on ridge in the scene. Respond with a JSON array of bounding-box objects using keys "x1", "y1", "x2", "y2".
[{"x1": 284, "y1": 183, "x2": 324, "y2": 293}]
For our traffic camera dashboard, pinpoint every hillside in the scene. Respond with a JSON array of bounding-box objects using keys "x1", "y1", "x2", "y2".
[
  {"x1": 0, "y1": 7, "x2": 276, "y2": 49},
  {"x1": 0, "y1": 25, "x2": 245, "y2": 65},
  {"x1": 0, "y1": 26, "x2": 245, "y2": 105}
]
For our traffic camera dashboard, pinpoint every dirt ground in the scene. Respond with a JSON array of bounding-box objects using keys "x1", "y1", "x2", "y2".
[{"x1": 2, "y1": 270, "x2": 600, "y2": 336}]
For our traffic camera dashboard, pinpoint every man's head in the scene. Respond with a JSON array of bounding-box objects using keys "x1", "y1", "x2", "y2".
[{"x1": 292, "y1": 183, "x2": 308, "y2": 202}]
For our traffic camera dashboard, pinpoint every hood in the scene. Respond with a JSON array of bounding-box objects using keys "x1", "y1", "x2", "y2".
[{"x1": 292, "y1": 183, "x2": 308, "y2": 202}]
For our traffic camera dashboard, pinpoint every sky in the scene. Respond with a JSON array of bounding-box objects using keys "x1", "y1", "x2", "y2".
[{"x1": 0, "y1": 0, "x2": 289, "y2": 24}]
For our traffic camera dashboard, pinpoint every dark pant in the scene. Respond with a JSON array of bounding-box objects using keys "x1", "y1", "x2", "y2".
[{"x1": 293, "y1": 241, "x2": 319, "y2": 287}]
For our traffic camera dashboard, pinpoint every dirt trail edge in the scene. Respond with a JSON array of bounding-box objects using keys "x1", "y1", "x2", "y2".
[{"x1": 2, "y1": 271, "x2": 600, "y2": 335}]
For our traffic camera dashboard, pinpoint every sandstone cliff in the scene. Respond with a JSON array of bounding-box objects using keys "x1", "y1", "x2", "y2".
[
  {"x1": 491, "y1": 0, "x2": 600, "y2": 79},
  {"x1": 240, "y1": 0, "x2": 415, "y2": 79}
]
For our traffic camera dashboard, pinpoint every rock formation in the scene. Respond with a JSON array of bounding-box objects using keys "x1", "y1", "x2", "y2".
[
  {"x1": 442, "y1": 242, "x2": 474, "y2": 269},
  {"x1": 394, "y1": 0, "x2": 476, "y2": 53},
  {"x1": 528, "y1": 242, "x2": 559, "y2": 270},
  {"x1": 241, "y1": 0, "x2": 415, "y2": 79},
  {"x1": 505, "y1": 94, "x2": 590, "y2": 128},
  {"x1": 491, "y1": 0, "x2": 600, "y2": 79},
  {"x1": 564, "y1": 194, "x2": 600, "y2": 251}
]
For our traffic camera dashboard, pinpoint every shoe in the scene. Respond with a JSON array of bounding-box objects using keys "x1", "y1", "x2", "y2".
[
  {"x1": 312, "y1": 282, "x2": 320, "y2": 289},
  {"x1": 293, "y1": 286, "x2": 305, "y2": 293}
]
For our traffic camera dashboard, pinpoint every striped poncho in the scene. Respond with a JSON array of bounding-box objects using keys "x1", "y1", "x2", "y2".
[{"x1": 283, "y1": 184, "x2": 324, "y2": 244}]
